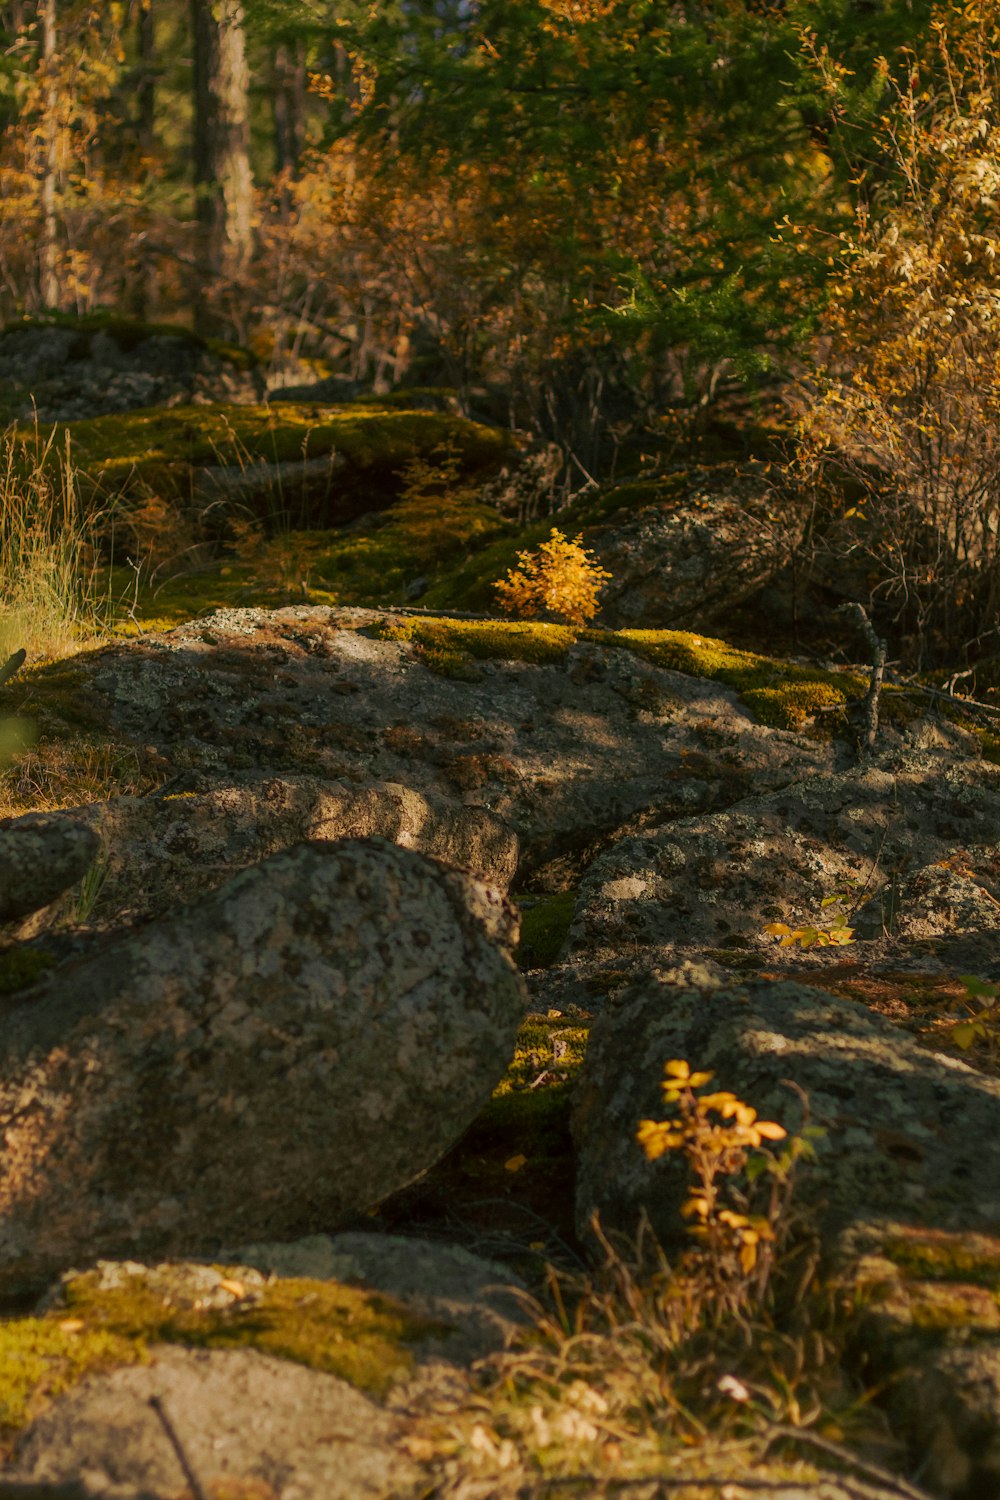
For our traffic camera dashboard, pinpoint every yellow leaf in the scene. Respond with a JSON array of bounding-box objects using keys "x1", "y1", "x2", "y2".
[{"x1": 504, "y1": 1154, "x2": 527, "y2": 1173}]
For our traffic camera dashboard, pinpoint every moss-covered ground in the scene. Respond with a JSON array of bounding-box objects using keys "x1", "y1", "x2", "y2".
[
  {"x1": 0, "y1": 1264, "x2": 449, "y2": 1455},
  {"x1": 18, "y1": 402, "x2": 510, "y2": 518}
]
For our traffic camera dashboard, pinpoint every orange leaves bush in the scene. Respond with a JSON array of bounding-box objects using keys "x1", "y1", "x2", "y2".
[{"x1": 494, "y1": 528, "x2": 610, "y2": 626}]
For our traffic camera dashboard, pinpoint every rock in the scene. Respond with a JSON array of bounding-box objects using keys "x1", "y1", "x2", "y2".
[
  {"x1": 852, "y1": 854, "x2": 1000, "y2": 941},
  {"x1": 592, "y1": 471, "x2": 795, "y2": 631},
  {"x1": 0, "y1": 815, "x2": 100, "y2": 922},
  {"x1": 33, "y1": 605, "x2": 839, "y2": 895},
  {"x1": 2, "y1": 1234, "x2": 525, "y2": 1499},
  {"x1": 41, "y1": 776, "x2": 519, "y2": 925},
  {"x1": 569, "y1": 751, "x2": 1000, "y2": 962},
  {"x1": 573, "y1": 974, "x2": 1000, "y2": 1245},
  {"x1": 0, "y1": 320, "x2": 262, "y2": 422},
  {"x1": 234, "y1": 1230, "x2": 525, "y2": 1364},
  {"x1": 0, "y1": 839, "x2": 527, "y2": 1300},
  {"x1": 4, "y1": 1346, "x2": 423, "y2": 1499},
  {"x1": 835, "y1": 1220, "x2": 1000, "y2": 1498}
]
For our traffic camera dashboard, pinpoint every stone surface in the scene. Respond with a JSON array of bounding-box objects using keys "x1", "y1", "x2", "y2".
[
  {"x1": 29, "y1": 605, "x2": 841, "y2": 895},
  {"x1": 835, "y1": 1221, "x2": 1000, "y2": 1498},
  {"x1": 592, "y1": 473, "x2": 795, "y2": 631},
  {"x1": 0, "y1": 815, "x2": 100, "y2": 922},
  {"x1": 55, "y1": 776, "x2": 518, "y2": 925},
  {"x1": 0, "y1": 839, "x2": 526, "y2": 1299},
  {"x1": 234, "y1": 1230, "x2": 525, "y2": 1364},
  {"x1": 4, "y1": 1346, "x2": 422, "y2": 1499},
  {"x1": 0, "y1": 322, "x2": 261, "y2": 422},
  {"x1": 573, "y1": 973, "x2": 1000, "y2": 1245},
  {"x1": 570, "y1": 751, "x2": 1000, "y2": 962}
]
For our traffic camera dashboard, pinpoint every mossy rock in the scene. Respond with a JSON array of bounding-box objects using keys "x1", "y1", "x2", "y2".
[
  {"x1": 0, "y1": 1260, "x2": 450, "y2": 1454},
  {"x1": 375, "y1": 616, "x2": 870, "y2": 736},
  {"x1": 1, "y1": 312, "x2": 258, "y2": 369},
  {"x1": 59, "y1": 1263, "x2": 446, "y2": 1399},
  {"x1": 26, "y1": 403, "x2": 511, "y2": 533}
]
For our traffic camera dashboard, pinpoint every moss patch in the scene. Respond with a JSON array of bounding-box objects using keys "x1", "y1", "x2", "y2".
[
  {"x1": 60, "y1": 1265, "x2": 446, "y2": 1399},
  {"x1": 373, "y1": 616, "x2": 871, "y2": 735},
  {"x1": 0, "y1": 1316, "x2": 145, "y2": 1453},
  {"x1": 517, "y1": 892, "x2": 576, "y2": 968},
  {"x1": 879, "y1": 1229, "x2": 1000, "y2": 1291},
  {"x1": 0, "y1": 947, "x2": 55, "y2": 994},
  {"x1": 376, "y1": 617, "x2": 576, "y2": 678},
  {"x1": 29, "y1": 403, "x2": 509, "y2": 509}
]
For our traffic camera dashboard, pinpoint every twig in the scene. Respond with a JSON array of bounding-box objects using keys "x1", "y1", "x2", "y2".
[
  {"x1": 0, "y1": 649, "x2": 26, "y2": 690},
  {"x1": 884, "y1": 669, "x2": 1000, "y2": 721},
  {"x1": 765, "y1": 1423, "x2": 934, "y2": 1500},
  {"x1": 148, "y1": 1395, "x2": 210, "y2": 1500},
  {"x1": 836, "y1": 604, "x2": 886, "y2": 754}
]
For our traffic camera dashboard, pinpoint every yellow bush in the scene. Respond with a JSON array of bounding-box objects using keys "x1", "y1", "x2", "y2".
[{"x1": 494, "y1": 528, "x2": 610, "y2": 626}]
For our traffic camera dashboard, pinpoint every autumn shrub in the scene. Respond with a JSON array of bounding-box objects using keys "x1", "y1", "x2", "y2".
[
  {"x1": 494, "y1": 528, "x2": 610, "y2": 625},
  {"x1": 794, "y1": 4, "x2": 1000, "y2": 664}
]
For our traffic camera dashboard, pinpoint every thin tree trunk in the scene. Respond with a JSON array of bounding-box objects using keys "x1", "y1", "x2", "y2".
[
  {"x1": 39, "y1": 0, "x2": 59, "y2": 309},
  {"x1": 137, "y1": 0, "x2": 155, "y2": 156},
  {"x1": 190, "y1": 0, "x2": 253, "y2": 327},
  {"x1": 273, "y1": 39, "x2": 306, "y2": 182}
]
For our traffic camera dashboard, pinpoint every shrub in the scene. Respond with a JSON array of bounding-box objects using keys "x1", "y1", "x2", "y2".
[
  {"x1": 494, "y1": 528, "x2": 610, "y2": 625},
  {"x1": 793, "y1": 4, "x2": 1000, "y2": 664}
]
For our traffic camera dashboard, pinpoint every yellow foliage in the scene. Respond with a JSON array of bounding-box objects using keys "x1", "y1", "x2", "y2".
[
  {"x1": 637, "y1": 1058, "x2": 818, "y2": 1306},
  {"x1": 494, "y1": 528, "x2": 610, "y2": 625}
]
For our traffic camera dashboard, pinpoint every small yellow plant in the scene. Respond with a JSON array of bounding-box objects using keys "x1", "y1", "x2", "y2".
[
  {"x1": 494, "y1": 528, "x2": 610, "y2": 626},
  {"x1": 949, "y1": 975, "x2": 1000, "y2": 1062},
  {"x1": 638, "y1": 1060, "x2": 789, "y2": 1284},
  {"x1": 764, "y1": 893, "x2": 855, "y2": 949}
]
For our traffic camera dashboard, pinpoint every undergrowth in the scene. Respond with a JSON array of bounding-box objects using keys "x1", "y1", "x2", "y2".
[{"x1": 0, "y1": 424, "x2": 110, "y2": 663}]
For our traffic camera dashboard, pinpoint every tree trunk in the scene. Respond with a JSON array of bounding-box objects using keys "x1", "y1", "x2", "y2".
[
  {"x1": 273, "y1": 39, "x2": 306, "y2": 182},
  {"x1": 38, "y1": 0, "x2": 59, "y2": 309},
  {"x1": 137, "y1": 0, "x2": 155, "y2": 158},
  {"x1": 190, "y1": 0, "x2": 253, "y2": 328}
]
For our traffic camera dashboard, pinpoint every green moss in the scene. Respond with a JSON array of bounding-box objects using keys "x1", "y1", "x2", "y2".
[
  {"x1": 880, "y1": 1231, "x2": 1000, "y2": 1290},
  {"x1": 29, "y1": 403, "x2": 508, "y2": 501},
  {"x1": 517, "y1": 891, "x2": 576, "y2": 968},
  {"x1": 473, "y1": 1010, "x2": 590, "y2": 1165},
  {"x1": 61, "y1": 1267, "x2": 447, "y2": 1399},
  {"x1": 595, "y1": 628, "x2": 868, "y2": 733},
  {"x1": 377, "y1": 617, "x2": 576, "y2": 676},
  {"x1": 0, "y1": 1316, "x2": 145, "y2": 1448},
  {"x1": 0, "y1": 947, "x2": 54, "y2": 994}
]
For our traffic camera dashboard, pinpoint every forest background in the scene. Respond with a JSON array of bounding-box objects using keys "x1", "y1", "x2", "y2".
[{"x1": 2, "y1": 0, "x2": 1000, "y2": 673}]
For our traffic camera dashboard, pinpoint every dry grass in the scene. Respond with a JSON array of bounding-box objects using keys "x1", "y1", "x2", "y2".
[
  {"x1": 422, "y1": 1220, "x2": 917, "y2": 1498},
  {"x1": 0, "y1": 423, "x2": 110, "y2": 666},
  {"x1": 0, "y1": 737, "x2": 153, "y2": 821}
]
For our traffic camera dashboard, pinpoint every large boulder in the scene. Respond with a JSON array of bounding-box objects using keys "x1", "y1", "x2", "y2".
[
  {"x1": 0, "y1": 318, "x2": 262, "y2": 422},
  {"x1": 0, "y1": 839, "x2": 527, "y2": 1300},
  {"x1": 592, "y1": 472, "x2": 795, "y2": 631},
  {"x1": 18, "y1": 777, "x2": 519, "y2": 927},
  {"x1": 573, "y1": 972, "x2": 1000, "y2": 1246}
]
